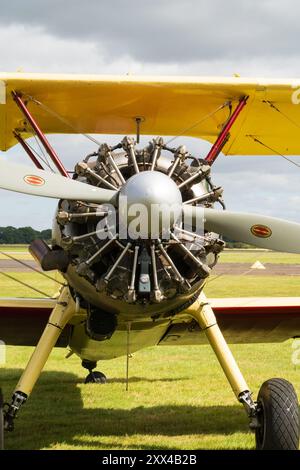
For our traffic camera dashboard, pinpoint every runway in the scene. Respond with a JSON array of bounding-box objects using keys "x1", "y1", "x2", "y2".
[
  {"x1": 212, "y1": 263, "x2": 300, "y2": 276},
  {"x1": 0, "y1": 259, "x2": 41, "y2": 272}
]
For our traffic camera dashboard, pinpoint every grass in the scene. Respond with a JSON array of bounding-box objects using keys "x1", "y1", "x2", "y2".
[
  {"x1": 0, "y1": 245, "x2": 32, "y2": 260},
  {"x1": 0, "y1": 254, "x2": 33, "y2": 260},
  {"x1": 219, "y1": 251, "x2": 300, "y2": 264},
  {"x1": 205, "y1": 275, "x2": 300, "y2": 297},
  {"x1": 1, "y1": 253, "x2": 300, "y2": 449},
  {"x1": 1, "y1": 341, "x2": 299, "y2": 450},
  {"x1": 0, "y1": 272, "x2": 61, "y2": 298},
  {"x1": 0, "y1": 244, "x2": 29, "y2": 251}
]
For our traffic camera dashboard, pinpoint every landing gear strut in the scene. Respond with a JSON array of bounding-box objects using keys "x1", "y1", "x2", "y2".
[
  {"x1": 82, "y1": 360, "x2": 107, "y2": 384},
  {"x1": 3, "y1": 287, "x2": 75, "y2": 434},
  {"x1": 187, "y1": 292, "x2": 300, "y2": 450}
]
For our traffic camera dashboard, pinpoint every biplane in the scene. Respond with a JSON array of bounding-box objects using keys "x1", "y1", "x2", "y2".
[{"x1": 1, "y1": 74, "x2": 300, "y2": 450}]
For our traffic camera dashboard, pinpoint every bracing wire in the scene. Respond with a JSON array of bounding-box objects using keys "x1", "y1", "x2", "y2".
[
  {"x1": 32, "y1": 134, "x2": 55, "y2": 172},
  {"x1": 165, "y1": 101, "x2": 231, "y2": 146},
  {"x1": 247, "y1": 135, "x2": 300, "y2": 169},
  {"x1": 23, "y1": 92, "x2": 231, "y2": 149},
  {"x1": 206, "y1": 249, "x2": 270, "y2": 287},
  {"x1": 262, "y1": 100, "x2": 300, "y2": 131},
  {"x1": 22, "y1": 93, "x2": 102, "y2": 146},
  {"x1": 26, "y1": 137, "x2": 55, "y2": 172},
  {"x1": 0, "y1": 250, "x2": 65, "y2": 285},
  {"x1": 0, "y1": 271, "x2": 53, "y2": 297}
]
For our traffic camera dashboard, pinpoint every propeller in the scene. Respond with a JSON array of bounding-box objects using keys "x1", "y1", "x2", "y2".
[
  {"x1": 183, "y1": 206, "x2": 300, "y2": 253},
  {"x1": 2, "y1": 159, "x2": 300, "y2": 254},
  {"x1": 0, "y1": 160, "x2": 117, "y2": 204}
]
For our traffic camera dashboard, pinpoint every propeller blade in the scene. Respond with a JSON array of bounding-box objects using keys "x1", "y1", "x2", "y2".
[
  {"x1": 183, "y1": 206, "x2": 300, "y2": 253},
  {"x1": 0, "y1": 160, "x2": 117, "y2": 204}
]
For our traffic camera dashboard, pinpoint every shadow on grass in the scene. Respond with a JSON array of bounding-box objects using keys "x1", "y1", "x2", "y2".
[{"x1": 1, "y1": 369, "x2": 250, "y2": 450}]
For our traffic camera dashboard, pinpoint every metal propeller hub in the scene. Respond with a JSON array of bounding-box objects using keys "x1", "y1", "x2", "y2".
[{"x1": 118, "y1": 171, "x2": 183, "y2": 235}]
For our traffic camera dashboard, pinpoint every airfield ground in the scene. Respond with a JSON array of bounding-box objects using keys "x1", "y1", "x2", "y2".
[{"x1": 1, "y1": 246, "x2": 300, "y2": 449}]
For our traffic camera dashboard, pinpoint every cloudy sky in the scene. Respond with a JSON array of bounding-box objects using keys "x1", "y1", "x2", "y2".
[{"x1": 1, "y1": 0, "x2": 300, "y2": 229}]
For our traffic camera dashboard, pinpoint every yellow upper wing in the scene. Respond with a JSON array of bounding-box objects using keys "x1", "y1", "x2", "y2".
[{"x1": 1, "y1": 73, "x2": 300, "y2": 155}]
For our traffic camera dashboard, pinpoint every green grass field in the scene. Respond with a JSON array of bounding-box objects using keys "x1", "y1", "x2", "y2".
[
  {"x1": 219, "y1": 250, "x2": 300, "y2": 264},
  {"x1": 0, "y1": 244, "x2": 29, "y2": 252},
  {"x1": 1, "y1": 250, "x2": 300, "y2": 449},
  {"x1": 0, "y1": 245, "x2": 32, "y2": 260},
  {"x1": 0, "y1": 272, "x2": 61, "y2": 298},
  {"x1": 2, "y1": 341, "x2": 300, "y2": 450}
]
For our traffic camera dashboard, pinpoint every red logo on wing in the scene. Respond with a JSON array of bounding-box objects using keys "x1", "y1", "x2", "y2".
[
  {"x1": 23, "y1": 175, "x2": 45, "y2": 186},
  {"x1": 250, "y1": 224, "x2": 272, "y2": 238}
]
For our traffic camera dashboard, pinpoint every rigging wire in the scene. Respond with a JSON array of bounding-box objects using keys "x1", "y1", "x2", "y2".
[
  {"x1": 262, "y1": 100, "x2": 300, "y2": 131},
  {"x1": 206, "y1": 266, "x2": 254, "y2": 285},
  {"x1": 23, "y1": 92, "x2": 231, "y2": 150},
  {"x1": 206, "y1": 249, "x2": 268, "y2": 287},
  {"x1": 20, "y1": 136, "x2": 54, "y2": 171},
  {"x1": 246, "y1": 135, "x2": 300, "y2": 169},
  {"x1": 22, "y1": 93, "x2": 102, "y2": 146},
  {"x1": 32, "y1": 134, "x2": 55, "y2": 172},
  {"x1": 196, "y1": 100, "x2": 300, "y2": 287},
  {"x1": 0, "y1": 271, "x2": 53, "y2": 297},
  {"x1": 165, "y1": 101, "x2": 231, "y2": 146},
  {"x1": 0, "y1": 250, "x2": 65, "y2": 285},
  {"x1": 32, "y1": 132, "x2": 46, "y2": 160}
]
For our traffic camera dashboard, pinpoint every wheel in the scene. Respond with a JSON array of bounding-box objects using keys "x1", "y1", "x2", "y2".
[
  {"x1": 84, "y1": 371, "x2": 107, "y2": 384},
  {"x1": 0, "y1": 389, "x2": 4, "y2": 450},
  {"x1": 255, "y1": 378, "x2": 299, "y2": 450}
]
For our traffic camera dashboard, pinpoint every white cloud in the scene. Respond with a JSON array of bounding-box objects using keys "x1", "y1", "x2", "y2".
[
  {"x1": 0, "y1": 24, "x2": 138, "y2": 74},
  {"x1": 3, "y1": 23, "x2": 300, "y2": 78}
]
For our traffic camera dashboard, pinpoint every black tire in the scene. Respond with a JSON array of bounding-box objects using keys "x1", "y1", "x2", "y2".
[
  {"x1": 84, "y1": 371, "x2": 107, "y2": 384},
  {"x1": 0, "y1": 389, "x2": 4, "y2": 450},
  {"x1": 255, "y1": 378, "x2": 299, "y2": 450}
]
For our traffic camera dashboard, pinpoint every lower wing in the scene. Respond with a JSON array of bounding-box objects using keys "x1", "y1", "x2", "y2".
[
  {"x1": 159, "y1": 297, "x2": 300, "y2": 345},
  {"x1": 1, "y1": 296, "x2": 300, "y2": 348}
]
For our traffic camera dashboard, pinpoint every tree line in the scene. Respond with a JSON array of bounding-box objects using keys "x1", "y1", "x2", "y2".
[{"x1": 0, "y1": 226, "x2": 51, "y2": 244}]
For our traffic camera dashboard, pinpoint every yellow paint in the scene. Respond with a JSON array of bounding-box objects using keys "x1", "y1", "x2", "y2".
[
  {"x1": 186, "y1": 292, "x2": 249, "y2": 396},
  {"x1": 0, "y1": 73, "x2": 299, "y2": 154},
  {"x1": 15, "y1": 287, "x2": 74, "y2": 396}
]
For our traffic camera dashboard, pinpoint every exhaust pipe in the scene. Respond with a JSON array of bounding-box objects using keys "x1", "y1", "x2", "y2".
[{"x1": 29, "y1": 239, "x2": 69, "y2": 272}]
